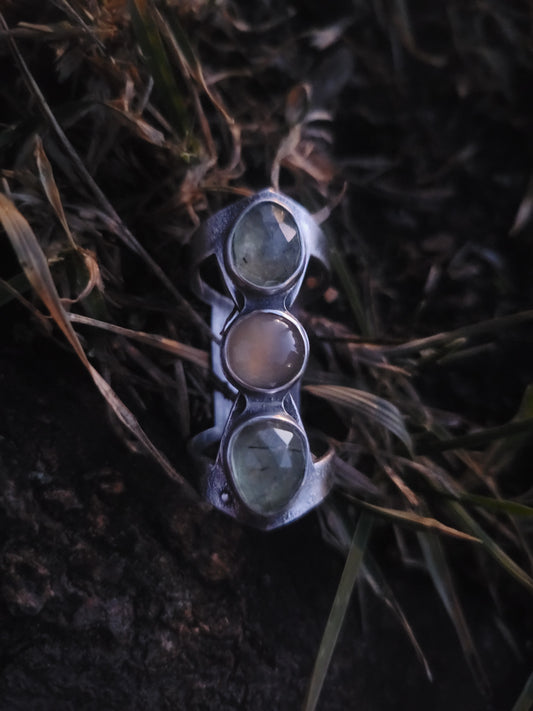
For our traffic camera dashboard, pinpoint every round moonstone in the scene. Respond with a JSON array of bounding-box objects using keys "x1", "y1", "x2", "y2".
[
  {"x1": 230, "y1": 201, "x2": 302, "y2": 288},
  {"x1": 229, "y1": 418, "x2": 306, "y2": 515},
  {"x1": 224, "y1": 311, "x2": 307, "y2": 390}
]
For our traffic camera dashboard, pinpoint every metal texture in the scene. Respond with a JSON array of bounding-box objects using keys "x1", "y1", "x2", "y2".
[{"x1": 190, "y1": 189, "x2": 334, "y2": 529}]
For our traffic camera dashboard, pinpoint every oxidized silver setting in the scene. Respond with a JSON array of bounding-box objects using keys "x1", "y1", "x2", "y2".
[{"x1": 190, "y1": 189, "x2": 334, "y2": 530}]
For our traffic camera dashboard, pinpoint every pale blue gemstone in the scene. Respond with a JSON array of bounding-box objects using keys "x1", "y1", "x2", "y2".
[
  {"x1": 231, "y1": 202, "x2": 301, "y2": 288},
  {"x1": 230, "y1": 419, "x2": 306, "y2": 514}
]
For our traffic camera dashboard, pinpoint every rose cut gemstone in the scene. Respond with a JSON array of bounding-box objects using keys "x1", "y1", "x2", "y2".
[
  {"x1": 224, "y1": 311, "x2": 307, "y2": 390},
  {"x1": 229, "y1": 418, "x2": 307, "y2": 515},
  {"x1": 230, "y1": 201, "x2": 302, "y2": 288}
]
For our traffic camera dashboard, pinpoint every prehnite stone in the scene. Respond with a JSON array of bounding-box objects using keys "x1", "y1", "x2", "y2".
[
  {"x1": 230, "y1": 201, "x2": 301, "y2": 288},
  {"x1": 229, "y1": 419, "x2": 306, "y2": 514},
  {"x1": 224, "y1": 311, "x2": 306, "y2": 390}
]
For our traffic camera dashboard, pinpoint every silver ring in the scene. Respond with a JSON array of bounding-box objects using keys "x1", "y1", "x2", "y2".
[{"x1": 190, "y1": 189, "x2": 334, "y2": 530}]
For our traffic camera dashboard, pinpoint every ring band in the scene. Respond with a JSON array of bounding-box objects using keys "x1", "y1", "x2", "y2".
[{"x1": 190, "y1": 189, "x2": 334, "y2": 530}]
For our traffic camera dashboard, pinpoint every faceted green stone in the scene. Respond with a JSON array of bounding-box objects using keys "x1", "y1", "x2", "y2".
[
  {"x1": 229, "y1": 419, "x2": 306, "y2": 515},
  {"x1": 230, "y1": 201, "x2": 301, "y2": 288},
  {"x1": 224, "y1": 311, "x2": 307, "y2": 391}
]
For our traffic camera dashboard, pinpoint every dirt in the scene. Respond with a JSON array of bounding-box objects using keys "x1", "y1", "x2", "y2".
[{"x1": 0, "y1": 338, "x2": 530, "y2": 710}]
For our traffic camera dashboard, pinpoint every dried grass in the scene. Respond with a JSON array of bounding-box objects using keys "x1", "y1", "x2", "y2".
[{"x1": 1, "y1": 1, "x2": 533, "y2": 706}]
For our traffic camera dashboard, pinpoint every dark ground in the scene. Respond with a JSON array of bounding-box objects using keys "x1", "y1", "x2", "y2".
[
  {"x1": 0, "y1": 341, "x2": 531, "y2": 711},
  {"x1": 1, "y1": 1, "x2": 533, "y2": 710}
]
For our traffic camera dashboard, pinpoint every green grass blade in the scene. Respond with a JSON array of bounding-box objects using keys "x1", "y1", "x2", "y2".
[
  {"x1": 418, "y1": 531, "x2": 487, "y2": 690},
  {"x1": 329, "y1": 246, "x2": 371, "y2": 337},
  {"x1": 305, "y1": 384, "x2": 413, "y2": 454},
  {"x1": 419, "y1": 418, "x2": 533, "y2": 453},
  {"x1": 157, "y1": 9, "x2": 233, "y2": 126},
  {"x1": 448, "y1": 493, "x2": 533, "y2": 519},
  {"x1": 447, "y1": 501, "x2": 533, "y2": 595},
  {"x1": 511, "y1": 671, "x2": 533, "y2": 711},
  {"x1": 303, "y1": 513, "x2": 374, "y2": 711},
  {"x1": 349, "y1": 498, "x2": 480, "y2": 542},
  {"x1": 130, "y1": 0, "x2": 188, "y2": 134}
]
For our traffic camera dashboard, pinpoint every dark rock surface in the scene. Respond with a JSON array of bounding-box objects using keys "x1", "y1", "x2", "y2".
[{"x1": 0, "y1": 343, "x2": 530, "y2": 710}]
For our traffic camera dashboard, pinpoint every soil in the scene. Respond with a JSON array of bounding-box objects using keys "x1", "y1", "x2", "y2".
[{"x1": 0, "y1": 338, "x2": 531, "y2": 710}]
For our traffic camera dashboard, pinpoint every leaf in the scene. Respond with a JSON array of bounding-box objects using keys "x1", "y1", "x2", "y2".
[
  {"x1": 349, "y1": 498, "x2": 481, "y2": 543},
  {"x1": 511, "y1": 671, "x2": 533, "y2": 711},
  {"x1": 305, "y1": 384, "x2": 413, "y2": 454},
  {"x1": 418, "y1": 531, "x2": 488, "y2": 691},
  {"x1": 303, "y1": 513, "x2": 374, "y2": 711},
  {"x1": 0, "y1": 193, "x2": 198, "y2": 500}
]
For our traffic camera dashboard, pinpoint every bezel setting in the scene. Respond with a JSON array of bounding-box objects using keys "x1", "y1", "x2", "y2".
[{"x1": 225, "y1": 198, "x2": 306, "y2": 294}]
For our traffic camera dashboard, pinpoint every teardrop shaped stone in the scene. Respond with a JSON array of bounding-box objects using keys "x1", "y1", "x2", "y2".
[
  {"x1": 229, "y1": 418, "x2": 306, "y2": 515},
  {"x1": 224, "y1": 311, "x2": 307, "y2": 390},
  {"x1": 230, "y1": 201, "x2": 301, "y2": 288}
]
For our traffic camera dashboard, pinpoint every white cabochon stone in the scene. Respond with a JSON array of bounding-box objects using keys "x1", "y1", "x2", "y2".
[{"x1": 224, "y1": 311, "x2": 306, "y2": 390}]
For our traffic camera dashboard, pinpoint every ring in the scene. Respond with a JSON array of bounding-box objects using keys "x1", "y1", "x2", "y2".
[{"x1": 190, "y1": 189, "x2": 334, "y2": 530}]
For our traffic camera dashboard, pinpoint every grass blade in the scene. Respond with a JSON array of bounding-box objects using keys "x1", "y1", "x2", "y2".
[
  {"x1": 303, "y1": 513, "x2": 373, "y2": 711},
  {"x1": 419, "y1": 418, "x2": 533, "y2": 454},
  {"x1": 378, "y1": 310, "x2": 533, "y2": 357},
  {"x1": 511, "y1": 671, "x2": 533, "y2": 711},
  {"x1": 0, "y1": 193, "x2": 199, "y2": 500},
  {"x1": 363, "y1": 555, "x2": 432, "y2": 681},
  {"x1": 305, "y1": 384, "x2": 413, "y2": 454},
  {"x1": 0, "y1": 272, "x2": 31, "y2": 307},
  {"x1": 34, "y1": 135, "x2": 77, "y2": 249},
  {"x1": 68, "y1": 312, "x2": 208, "y2": 368},
  {"x1": 446, "y1": 501, "x2": 533, "y2": 595},
  {"x1": 443, "y1": 492, "x2": 533, "y2": 519},
  {"x1": 349, "y1": 498, "x2": 481, "y2": 543},
  {"x1": 418, "y1": 531, "x2": 487, "y2": 691},
  {"x1": 329, "y1": 246, "x2": 371, "y2": 337},
  {"x1": 130, "y1": 0, "x2": 189, "y2": 134},
  {"x1": 0, "y1": 13, "x2": 209, "y2": 336},
  {"x1": 155, "y1": 7, "x2": 234, "y2": 125},
  {"x1": 34, "y1": 135, "x2": 103, "y2": 304},
  {"x1": 332, "y1": 455, "x2": 381, "y2": 497}
]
